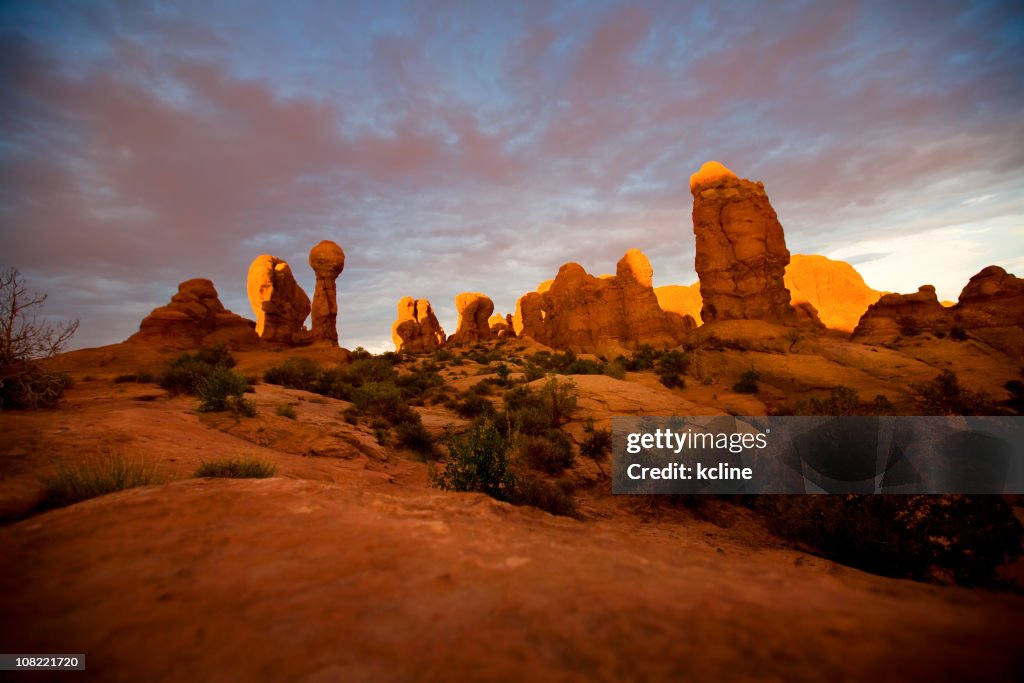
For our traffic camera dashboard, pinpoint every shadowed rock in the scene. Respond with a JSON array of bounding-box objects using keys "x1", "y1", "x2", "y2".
[{"x1": 130, "y1": 279, "x2": 258, "y2": 349}]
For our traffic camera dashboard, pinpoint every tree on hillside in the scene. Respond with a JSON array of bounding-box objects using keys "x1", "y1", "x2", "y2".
[{"x1": 0, "y1": 267, "x2": 79, "y2": 408}]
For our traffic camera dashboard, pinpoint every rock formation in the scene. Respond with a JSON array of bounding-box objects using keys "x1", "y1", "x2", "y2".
[
  {"x1": 489, "y1": 314, "x2": 516, "y2": 338},
  {"x1": 852, "y1": 286, "x2": 947, "y2": 340},
  {"x1": 246, "y1": 255, "x2": 311, "y2": 345},
  {"x1": 785, "y1": 255, "x2": 882, "y2": 333},
  {"x1": 690, "y1": 161, "x2": 796, "y2": 324},
  {"x1": 448, "y1": 293, "x2": 495, "y2": 345},
  {"x1": 391, "y1": 297, "x2": 446, "y2": 353},
  {"x1": 130, "y1": 279, "x2": 258, "y2": 348},
  {"x1": 308, "y1": 240, "x2": 345, "y2": 344},
  {"x1": 514, "y1": 249, "x2": 693, "y2": 356},
  {"x1": 655, "y1": 283, "x2": 704, "y2": 325},
  {"x1": 854, "y1": 266, "x2": 1024, "y2": 357},
  {"x1": 954, "y1": 266, "x2": 1024, "y2": 355}
]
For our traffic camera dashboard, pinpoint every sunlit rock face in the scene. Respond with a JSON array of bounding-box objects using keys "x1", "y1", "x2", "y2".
[
  {"x1": 391, "y1": 297, "x2": 445, "y2": 353},
  {"x1": 853, "y1": 265, "x2": 1024, "y2": 358},
  {"x1": 690, "y1": 161, "x2": 797, "y2": 324},
  {"x1": 448, "y1": 293, "x2": 496, "y2": 345},
  {"x1": 246, "y1": 254, "x2": 311, "y2": 345},
  {"x1": 514, "y1": 249, "x2": 693, "y2": 356},
  {"x1": 130, "y1": 278, "x2": 258, "y2": 349},
  {"x1": 308, "y1": 240, "x2": 346, "y2": 345},
  {"x1": 489, "y1": 313, "x2": 516, "y2": 338},
  {"x1": 784, "y1": 255, "x2": 883, "y2": 333}
]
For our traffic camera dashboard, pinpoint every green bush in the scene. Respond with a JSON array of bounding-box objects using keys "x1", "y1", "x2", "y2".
[
  {"x1": 194, "y1": 458, "x2": 276, "y2": 478},
  {"x1": 40, "y1": 453, "x2": 165, "y2": 509},
  {"x1": 351, "y1": 381, "x2": 414, "y2": 422},
  {"x1": 0, "y1": 368, "x2": 73, "y2": 409},
  {"x1": 752, "y1": 495, "x2": 1022, "y2": 585},
  {"x1": 430, "y1": 420, "x2": 516, "y2": 501},
  {"x1": 275, "y1": 403, "x2": 297, "y2": 420},
  {"x1": 263, "y1": 357, "x2": 324, "y2": 390},
  {"x1": 656, "y1": 350, "x2": 689, "y2": 389},
  {"x1": 916, "y1": 370, "x2": 994, "y2": 416},
  {"x1": 161, "y1": 344, "x2": 237, "y2": 395},
  {"x1": 509, "y1": 475, "x2": 577, "y2": 518},
  {"x1": 733, "y1": 369, "x2": 760, "y2": 394},
  {"x1": 395, "y1": 419, "x2": 438, "y2": 459},
  {"x1": 518, "y1": 430, "x2": 574, "y2": 474},
  {"x1": 580, "y1": 427, "x2": 612, "y2": 462},
  {"x1": 454, "y1": 393, "x2": 496, "y2": 419},
  {"x1": 196, "y1": 366, "x2": 252, "y2": 413}
]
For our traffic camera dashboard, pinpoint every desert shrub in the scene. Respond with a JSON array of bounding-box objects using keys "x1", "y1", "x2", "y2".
[
  {"x1": 656, "y1": 350, "x2": 689, "y2": 389},
  {"x1": 518, "y1": 429, "x2": 574, "y2": 474},
  {"x1": 523, "y1": 363, "x2": 546, "y2": 381},
  {"x1": 194, "y1": 457, "x2": 276, "y2": 478},
  {"x1": 732, "y1": 369, "x2": 760, "y2": 394},
  {"x1": 263, "y1": 357, "x2": 324, "y2": 390},
  {"x1": 793, "y1": 386, "x2": 899, "y2": 416},
  {"x1": 430, "y1": 420, "x2": 516, "y2": 501},
  {"x1": 40, "y1": 453, "x2": 165, "y2": 509},
  {"x1": 454, "y1": 392, "x2": 496, "y2": 419},
  {"x1": 580, "y1": 426, "x2": 613, "y2": 462},
  {"x1": 1004, "y1": 380, "x2": 1024, "y2": 414},
  {"x1": 0, "y1": 268, "x2": 79, "y2": 409},
  {"x1": 349, "y1": 347, "x2": 374, "y2": 361},
  {"x1": 916, "y1": 370, "x2": 994, "y2": 416},
  {"x1": 503, "y1": 378, "x2": 577, "y2": 436},
  {"x1": 395, "y1": 419, "x2": 438, "y2": 459},
  {"x1": 275, "y1": 403, "x2": 297, "y2": 420},
  {"x1": 752, "y1": 495, "x2": 1022, "y2": 585},
  {"x1": 196, "y1": 365, "x2": 252, "y2": 413},
  {"x1": 602, "y1": 358, "x2": 626, "y2": 380},
  {"x1": 949, "y1": 325, "x2": 969, "y2": 341},
  {"x1": 161, "y1": 344, "x2": 237, "y2": 395},
  {"x1": 509, "y1": 475, "x2": 578, "y2": 517},
  {"x1": 351, "y1": 381, "x2": 414, "y2": 422},
  {"x1": 623, "y1": 345, "x2": 658, "y2": 371},
  {"x1": 396, "y1": 363, "x2": 444, "y2": 402}
]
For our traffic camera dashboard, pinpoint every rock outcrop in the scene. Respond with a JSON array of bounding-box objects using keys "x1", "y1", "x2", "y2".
[
  {"x1": 130, "y1": 279, "x2": 258, "y2": 348},
  {"x1": 514, "y1": 249, "x2": 692, "y2": 356},
  {"x1": 690, "y1": 161, "x2": 796, "y2": 324},
  {"x1": 308, "y1": 241, "x2": 345, "y2": 344},
  {"x1": 655, "y1": 283, "x2": 704, "y2": 325},
  {"x1": 853, "y1": 266, "x2": 1023, "y2": 357},
  {"x1": 246, "y1": 255, "x2": 311, "y2": 345},
  {"x1": 448, "y1": 293, "x2": 495, "y2": 345},
  {"x1": 954, "y1": 266, "x2": 1024, "y2": 355},
  {"x1": 785, "y1": 255, "x2": 882, "y2": 333},
  {"x1": 489, "y1": 314, "x2": 516, "y2": 338},
  {"x1": 852, "y1": 286, "x2": 947, "y2": 340},
  {"x1": 391, "y1": 297, "x2": 446, "y2": 353}
]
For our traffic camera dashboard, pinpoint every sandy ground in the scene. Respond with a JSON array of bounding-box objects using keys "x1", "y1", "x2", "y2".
[{"x1": 1, "y1": 340, "x2": 1022, "y2": 681}]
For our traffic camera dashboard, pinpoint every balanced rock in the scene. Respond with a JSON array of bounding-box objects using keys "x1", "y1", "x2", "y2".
[
  {"x1": 308, "y1": 241, "x2": 346, "y2": 344},
  {"x1": 690, "y1": 161, "x2": 796, "y2": 324},
  {"x1": 246, "y1": 255, "x2": 311, "y2": 344},
  {"x1": 448, "y1": 293, "x2": 495, "y2": 345},
  {"x1": 391, "y1": 297, "x2": 446, "y2": 353},
  {"x1": 130, "y1": 279, "x2": 258, "y2": 349},
  {"x1": 515, "y1": 249, "x2": 692, "y2": 356}
]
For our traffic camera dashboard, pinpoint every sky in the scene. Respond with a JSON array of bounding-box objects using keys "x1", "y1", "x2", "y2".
[{"x1": 1, "y1": 0, "x2": 1022, "y2": 352}]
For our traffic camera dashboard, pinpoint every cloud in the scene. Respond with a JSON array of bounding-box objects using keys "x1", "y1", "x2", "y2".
[{"x1": 0, "y1": 0, "x2": 1021, "y2": 350}]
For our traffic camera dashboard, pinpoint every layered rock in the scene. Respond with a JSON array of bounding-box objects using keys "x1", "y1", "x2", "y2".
[
  {"x1": 514, "y1": 249, "x2": 692, "y2": 356},
  {"x1": 130, "y1": 279, "x2": 258, "y2": 349},
  {"x1": 308, "y1": 241, "x2": 345, "y2": 344},
  {"x1": 448, "y1": 293, "x2": 495, "y2": 345},
  {"x1": 246, "y1": 255, "x2": 311, "y2": 344},
  {"x1": 391, "y1": 297, "x2": 445, "y2": 353},
  {"x1": 785, "y1": 255, "x2": 882, "y2": 333},
  {"x1": 852, "y1": 266, "x2": 1023, "y2": 357},
  {"x1": 690, "y1": 161, "x2": 796, "y2": 324}
]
